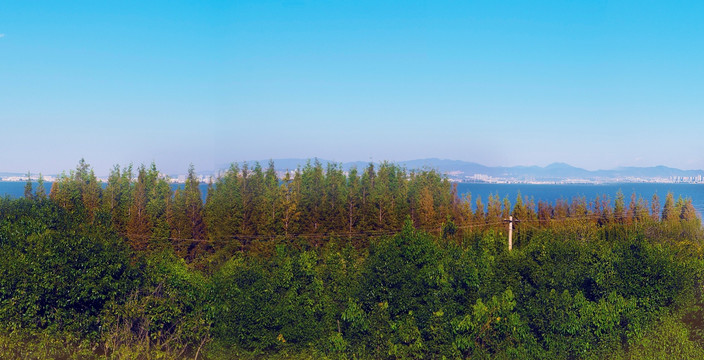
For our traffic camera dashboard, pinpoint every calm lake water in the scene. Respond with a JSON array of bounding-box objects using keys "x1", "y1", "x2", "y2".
[
  {"x1": 2, "y1": 182, "x2": 703, "y2": 216},
  {"x1": 0, "y1": 182, "x2": 201, "y2": 200},
  {"x1": 455, "y1": 183, "x2": 704, "y2": 216}
]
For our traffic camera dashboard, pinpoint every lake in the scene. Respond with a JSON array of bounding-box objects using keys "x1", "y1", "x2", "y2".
[
  {"x1": 2, "y1": 181, "x2": 703, "y2": 216},
  {"x1": 0, "y1": 182, "x2": 201, "y2": 200},
  {"x1": 455, "y1": 183, "x2": 704, "y2": 216}
]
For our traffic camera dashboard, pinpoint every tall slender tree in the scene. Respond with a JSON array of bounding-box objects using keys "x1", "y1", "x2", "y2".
[
  {"x1": 35, "y1": 173, "x2": 46, "y2": 200},
  {"x1": 417, "y1": 186, "x2": 436, "y2": 228},
  {"x1": 680, "y1": 198, "x2": 698, "y2": 221},
  {"x1": 147, "y1": 166, "x2": 172, "y2": 248},
  {"x1": 614, "y1": 190, "x2": 626, "y2": 224},
  {"x1": 171, "y1": 165, "x2": 207, "y2": 259},
  {"x1": 512, "y1": 192, "x2": 526, "y2": 221},
  {"x1": 346, "y1": 167, "x2": 361, "y2": 236},
  {"x1": 651, "y1": 193, "x2": 661, "y2": 222},
  {"x1": 278, "y1": 170, "x2": 301, "y2": 238},
  {"x1": 473, "y1": 196, "x2": 485, "y2": 225},
  {"x1": 205, "y1": 163, "x2": 243, "y2": 247},
  {"x1": 323, "y1": 162, "x2": 347, "y2": 233},
  {"x1": 23, "y1": 172, "x2": 33, "y2": 199},
  {"x1": 662, "y1": 192, "x2": 677, "y2": 222},
  {"x1": 370, "y1": 162, "x2": 396, "y2": 230},
  {"x1": 300, "y1": 159, "x2": 325, "y2": 234},
  {"x1": 102, "y1": 164, "x2": 133, "y2": 233},
  {"x1": 359, "y1": 163, "x2": 376, "y2": 231},
  {"x1": 262, "y1": 160, "x2": 281, "y2": 235},
  {"x1": 126, "y1": 166, "x2": 152, "y2": 251}
]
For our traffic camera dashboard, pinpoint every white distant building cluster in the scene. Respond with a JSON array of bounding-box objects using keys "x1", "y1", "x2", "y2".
[
  {"x1": 1, "y1": 174, "x2": 57, "y2": 182},
  {"x1": 448, "y1": 173, "x2": 704, "y2": 185},
  {"x1": 670, "y1": 175, "x2": 704, "y2": 183},
  {"x1": 2, "y1": 170, "x2": 704, "y2": 185}
]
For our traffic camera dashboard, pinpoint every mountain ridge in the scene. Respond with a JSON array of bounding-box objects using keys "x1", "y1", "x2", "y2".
[
  {"x1": 4, "y1": 160, "x2": 702, "y2": 183},
  {"x1": 229, "y1": 158, "x2": 704, "y2": 183}
]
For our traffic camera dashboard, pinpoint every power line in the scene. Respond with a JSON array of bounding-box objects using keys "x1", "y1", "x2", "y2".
[{"x1": 116, "y1": 213, "x2": 641, "y2": 244}]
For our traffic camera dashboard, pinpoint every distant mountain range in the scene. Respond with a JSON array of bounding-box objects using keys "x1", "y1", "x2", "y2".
[
  {"x1": 4, "y1": 159, "x2": 703, "y2": 184},
  {"x1": 235, "y1": 158, "x2": 704, "y2": 183}
]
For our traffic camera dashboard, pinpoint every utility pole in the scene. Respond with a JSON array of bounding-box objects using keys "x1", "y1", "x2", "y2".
[{"x1": 503, "y1": 216, "x2": 516, "y2": 251}]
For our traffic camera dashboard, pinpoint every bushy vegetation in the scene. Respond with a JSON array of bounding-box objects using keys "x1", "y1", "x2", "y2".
[{"x1": 2, "y1": 159, "x2": 703, "y2": 359}]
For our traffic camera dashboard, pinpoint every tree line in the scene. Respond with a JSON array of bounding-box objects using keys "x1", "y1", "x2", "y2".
[{"x1": 37, "y1": 159, "x2": 700, "y2": 262}]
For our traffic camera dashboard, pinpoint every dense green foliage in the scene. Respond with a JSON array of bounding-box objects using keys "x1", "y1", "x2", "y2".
[
  {"x1": 2, "y1": 159, "x2": 704, "y2": 359},
  {"x1": 0, "y1": 199, "x2": 130, "y2": 333}
]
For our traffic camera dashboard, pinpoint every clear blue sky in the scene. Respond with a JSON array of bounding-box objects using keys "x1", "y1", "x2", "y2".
[{"x1": 2, "y1": 1, "x2": 703, "y2": 175}]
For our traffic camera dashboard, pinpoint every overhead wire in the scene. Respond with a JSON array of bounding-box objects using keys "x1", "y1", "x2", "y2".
[{"x1": 116, "y1": 213, "x2": 629, "y2": 243}]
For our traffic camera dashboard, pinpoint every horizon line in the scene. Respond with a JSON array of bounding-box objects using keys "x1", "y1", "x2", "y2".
[{"x1": 2, "y1": 158, "x2": 703, "y2": 177}]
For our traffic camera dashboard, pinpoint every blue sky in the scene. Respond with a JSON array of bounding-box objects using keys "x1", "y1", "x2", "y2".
[{"x1": 1, "y1": 1, "x2": 703, "y2": 175}]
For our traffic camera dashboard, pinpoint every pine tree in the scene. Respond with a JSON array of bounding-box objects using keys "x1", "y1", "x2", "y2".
[
  {"x1": 204, "y1": 163, "x2": 243, "y2": 245},
  {"x1": 569, "y1": 196, "x2": 588, "y2": 218},
  {"x1": 263, "y1": 160, "x2": 281, "y2": 235},
  {"x1": 538, "y1": 201, "x2": 552, "y2": 227},
  {"x1": 323, "y1": 162, "x2": 347, "y2": 233},
  {"x1": 50, "y1": 171, "x2": 80, "y2": 214},
  {"x1": 171, "y1": 165, "x2": 207, "y2": 260},
  {"x1": 239, "y1": 162, "x2": 254, "y2": 235},
  {"x1": 102, "y1": 164, "x2": 133, "y2": 233},
  {"x1": 459, "y1": 192, "x2": 472, "y2": 227},
  {"x1": 512, "y1": 191, "x2": 525, "y2": 220},
  {"x1": 359, "y1": 163, "x2": 376, "y2": 231},
  {"x1": 661, "y1": 192, "x2": 677, "y2": 222},
  {"x1": 35, "y1": 173, "x2": 47, "y2": 200},
  {"x1": 627, "y1": 192, "x2": 638, "y2": 224},
  {"x1": 675, "y1": 196, "x2": 686, "y2": 219},
  {"x1": 47, "y1": 159, "x2": 101, "y2": 223},
  {"x1": 502, "y1": 196, "x2": 511, "y2": 220},
  {"x1": 247, "y1": 162, "x2": 267, "y2": 235},
  {"x1": 411, "y1": 168, "x2": 453, "y2": 228},
  {"x1": 525, "y1": 197, "x2": 537, "y2": 222},
  {"x1": 487, "y1": 193, "x2": 502, "y2": 224},
  {"x1": 449, "y1": 182, "x2": 463, "y2": 224},
  {"x1": 370, "y1": 162, "x2": 397, "y2": 230},
  {"x1": 126, "y1": 166, "x2": 153, "y2": 251},
  {"x1": 614, "y1": 190, "x2": 625, "y2": 223},
  {"x1": 279, "y1": 170, "x2": 301, "y2": 238},
  {"x1": 636, "y1": 196, "x2": 650, "y2": 223},
  {"x1": 553, "y1": 199, "x2": 568, "y2": 220},
  {"x1": 651, "y1": 193, "x2": 661, "y2": 221},
  {"x1": 596, "y1": 195, "x2": 613, "y2": 225},
  {"x1": 417, "y1": 186, "x2": 436, "y2": 228},
  {"x1": 680, "y1": 198, "x2": 698, "y2": 221},
  {"x1": 81, "y1": 169, "x2": 102, "y2": 224},
  {"x1": 473, "y1": 196, "x2": 485, "y2": 225},
  {"x1": 346, "y1": 167, "x2": 361, "y2": 236},
  {"x1": 23, "y1": 172, "x2": 33, "y2": 199},
  {"x1": 300, "y1": 159, "x2": 325, "y2": 233},
  {"x1": 147, "y1": 168, "x2": 172, "y2": 249},
  {"x1": 185, "y1": 165, "x2": 207, "y2": 250}
]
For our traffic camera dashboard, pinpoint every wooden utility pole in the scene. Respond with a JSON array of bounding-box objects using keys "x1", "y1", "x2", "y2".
[
  {"x1": 508, "y1": 216, "x2": 513, "y2": 251},
  {"x1": 503, "y1": 216, "x2": 516, "y2": 251}
]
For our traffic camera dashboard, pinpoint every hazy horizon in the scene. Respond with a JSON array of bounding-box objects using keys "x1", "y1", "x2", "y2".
[
  {"x1": 6, "y1": 159, "x2": 704, "y2": 177},
  {"x1": 2, "y1": 157, "x2": 703, "y2": 178},
  {"x1": 2, "y1": 1, "x2": 703, "y2": 175}
]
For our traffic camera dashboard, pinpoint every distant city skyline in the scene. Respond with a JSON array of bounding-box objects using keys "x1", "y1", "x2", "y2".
[
  {"x1": 2, "y1": 1, "x2": 703, "y2": 175},
  {"x1": 3, "y1": 159, "x2": 704, "y2": 187}
]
